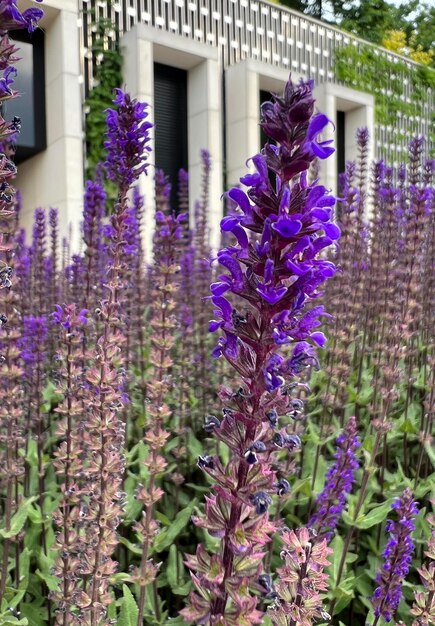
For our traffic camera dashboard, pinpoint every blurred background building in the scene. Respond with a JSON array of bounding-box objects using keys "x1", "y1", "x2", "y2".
[{"x1": 12, "y1": 0, "x2": 434, "y2": 249}]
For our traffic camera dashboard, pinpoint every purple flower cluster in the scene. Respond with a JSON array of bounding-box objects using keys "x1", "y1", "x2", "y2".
[
  {"x1": 104, "y1": 89, "x2": 152, "y2": 189},
  {"x1": 210, "y1": 77, "x2": 339, "y2": 386},
  {"x1": 183, "y1": 76, "x2": 339, "y2": 625},
  {"x1": 309, "y1": 415, "x2": 360, "y2": 539},
  {"x1": 20, "y1": 315, "x2": 48, "y2": 367},
  {"x1": 0, "y1": 0, "x2": 43, "y2": 35},
  {"x1": 83, "y1": 178, "x2": 105, "y2": 248},
  {"x1": 372, "y1": 488, "x2": 418, "y2": 623}
]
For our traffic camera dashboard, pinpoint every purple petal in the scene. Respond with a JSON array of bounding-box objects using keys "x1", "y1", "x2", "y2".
[
  {"x1": 211, "y1": 296, "x2": 233, "y2": 321},
  {"x1": 311, "y1": 331, "x2": 327, "y2": 347},
  {"x1": 312, "y1": 141, "x2": 335, "y2": 159},
  {"x1": 310, "y1": 208, "x2": 331, "y2": 221},
  {"x1": 210, "y1": 281, "x2": 231, "y2": 296},
  {"x1": 323, "y1": 222, "x2": 341, "y2": 240},
  {"x1": 256, "y1": 285, "x2": 288, "y2": 305},
  {"x1": 221, "y1": 215, "x2": 240, "y2": 231},
  {"x1": 228, "y1": 188, "x2": 251, "y2": 214},
  {"x1": 232, "y1": 224, "x2": 249, "y2": 248},
  {"x1": 307, "y1": 113, "x2": 330, "y2": 141},
  {"x1": 272, "y1": 218, "x2": 302, "y2": 238}
]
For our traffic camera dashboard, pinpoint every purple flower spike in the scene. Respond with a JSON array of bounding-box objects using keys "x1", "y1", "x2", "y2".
[
  {"x1": 104, "y1": 89, "x2": 152, "y2": 189},
  {"x1": 371, "y1": 488, "x2": 418, "y2": 623},
  {"x1": 184, "y1": 76, "x2": 338, "y2": 625},
  {"x1": 309, "y1": 416, "x2": 360, "y2": 539},
  {"x1": 20, "y1": 315, "x2": 48, "y2": 367}
]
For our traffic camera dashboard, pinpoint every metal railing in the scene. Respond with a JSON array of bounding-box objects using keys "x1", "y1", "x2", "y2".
[{"x1": 79, "y1": 0, "x2": 434, "y2": 161}]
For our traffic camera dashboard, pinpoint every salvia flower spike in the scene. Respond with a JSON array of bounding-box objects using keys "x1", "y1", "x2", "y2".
[
  {"x1": 104, "y1": 89, "x2": 152, "y2": 191},
  {"x1": 268, "y1": 528, "x2": 333, "y2": 626},
  {"x1": 308, "y1": 415, "x2": 360, "y2": 540},
  {"x1": 182, "y1": 75, "x2": 338, "y2": 624},
  {"x1": 371, "y1": 488, "x2": 418, "y2": 624},
  {"x1": 410, "y1": 512, "x2": 435, "y2": 626}
]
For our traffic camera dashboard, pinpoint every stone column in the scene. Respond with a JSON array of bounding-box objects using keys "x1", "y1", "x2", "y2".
[
  {"x1": 314, "y1": 83, "x2": 338, "y2": 195},
  {"x1": 188, "y1": 58, "x2": 223, "y2": 251},
  {"x1": 122, "y1": 28, "x2": 155, "y2": 259},
  {"x1": 122, "y1": 24, "x2": 223, "y2": 258},
  {"x1": 226, "y1": 61, "x2": 260, "y2": 188},
  {"x1": 16, "y1": 0, "x2": 84, "y2": 249}
]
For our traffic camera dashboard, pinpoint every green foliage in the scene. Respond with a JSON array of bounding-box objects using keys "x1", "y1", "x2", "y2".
[
  {"x1": 153, "y1": 500, "x2": 198, "y2": 553},
  {"x1": 0, "y1": 498, "x2": 37, "y2": 539},
  {"x1": 118, "y1": 585, "x2": 139, "y2": 626},
  {"x1": 334, "y1": 43, "x2": 435, "y2": 153},
  {"x1": 83, "y1": 9, "x2": 122, "y2": 199}
]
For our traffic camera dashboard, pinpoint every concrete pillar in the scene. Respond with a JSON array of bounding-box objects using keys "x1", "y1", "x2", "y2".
[
  {"x1": 315, "y1": 82, "x2": 375, "y2": 198},
  {"x1": 188, "y1": 58, "x2": 223, "y2": 251},
  {"x1": 345, "y1": 103, "x2": 376, "y2": 166},
  {"x1": 122, "y1": 24, "x2": 223, "y2": 258},
  {"x1": 226, "y1": 61, "x2": 260, "y2": 188},
  {"x1": 16, "y1": 0, "x2": 83, "y2": 249},
  {"x1": 121, "y1": 28, "x2": 155, "y2": 259},
  {"x1": 314, "y1": 83, "x2": 338, "y2": 195}
]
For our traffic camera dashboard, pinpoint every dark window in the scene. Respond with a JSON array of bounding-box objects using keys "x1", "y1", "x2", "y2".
[
  {"x1": 336, "y1": 110, "x2": 346, "y2": 183},
  {"x1": 260, "y1": 89, "x2": 277, "y2": 187},
  {"x1": 260, "y1": 89, "x2": 272, "y2": 150},
  {"x1": 154, "y1": 63, "x2": 188, "y2": 209},
  {"x1": 3, "y1": 29, "x2": 46, "y2": 164}
]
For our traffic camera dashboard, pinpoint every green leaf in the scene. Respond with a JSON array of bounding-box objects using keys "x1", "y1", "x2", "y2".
[
  {"x1": 35, "y1": 569, "x2": 60, "y2": 592},
  {"x1": 290, "y1": 477, "x2": 312, "y2": 498},
  {"x1": 184, "y1": 483, "x2": 210, "y2": 494},
  {"x1": 327, "y1": 535, "x2": 344, "y2": 585},
  {"x1": 8, "y1": 548, "x2": 30, "y2": 609},
  {"x1": 353, "y1": 500, "x2": 393, "y2": 529},
  {"x1": 0, "y1": 498, "x2": 38, "y2": 538},
  {"x1": 155, "y1": 511, "x2": 172, "y2": 527},
  {"x1": 0, "y1": 617, "x2": 28, "y2": 626},
  {"x1": 186, "y1": 432, "x2": 202, "y2": 463},
  {"x1": 19, "y1": 605, "x2": 45, "y2": 626},
  {"x1": 355, "y1": 383, "x2": 373, "y2": 406},
  {"x1": 167, "y1": 545, "x2": 181, "y2": 591},
  {"x1": 117, "y1": 585, "x2": 139, "y2": 626},
  {"x1": 166, "y1": 545, "x2": 191, "y2": 596},
  {"x1": 153, "y1": 499, "x2": 198, "y2": 553},
  {"x1": 332, "y1": 576, "x2": 355, "y2": 613},
  {"x1": 25, "y1": 440, "x2": 38, "y2": 468},
  {"x1": 355, "y1": 573, "x2": 374, "y2": 597},
  {"x1": 119, "y1": 536, "x2": 142, "y2": 555},
  {"x1": 42, "y1": 381, "x2": 63, "y2": 410},
  {"x1": 161, "y1": 617, "x2": 188, "y2": 626},
  {"x1": 424, "y1": 442, "x2": 435, "y2": 470},
  {"x1": 399, "y1": 418, "x2": 417, "y2": 434}
]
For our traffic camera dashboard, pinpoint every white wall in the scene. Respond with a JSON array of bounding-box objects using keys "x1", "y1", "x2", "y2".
[
  {"x1": 226, "y1": 62, "x2": 375, "y2": 202},
  {"x1": 314, "y1": 82, "x2": 375, "y2": 196},
  {"x1": 226, "y1": 59, "x2": 294, "y2": 188},
  {"x1": 16, "y1": 0, "x2": 84, "y2": 249},
  {"x1": 122, "y1": 24, "x2": 224, "y2": 257}
]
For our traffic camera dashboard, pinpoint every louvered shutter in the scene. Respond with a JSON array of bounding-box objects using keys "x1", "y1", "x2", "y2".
[{"x1": 154, "y1": 63, "x2": 188, "y2": 209}]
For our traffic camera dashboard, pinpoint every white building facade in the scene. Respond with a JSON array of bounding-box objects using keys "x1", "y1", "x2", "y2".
[{"x1": 14, "y1": 0, "x2": 433, "y2": 249}]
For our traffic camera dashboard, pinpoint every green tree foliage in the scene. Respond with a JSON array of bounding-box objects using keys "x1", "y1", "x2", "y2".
[
  {"x1": 279, "y1": 0, "x2": 434, "y2": 65},
  {"x1": 84, "y1": 18, "x2": 122, "y2": 182},
  {"x1": 411, "y1": 3, "x2": 435, "y2": 67}
]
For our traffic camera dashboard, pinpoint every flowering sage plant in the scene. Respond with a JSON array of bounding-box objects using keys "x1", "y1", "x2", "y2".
[{"x1": 182, "y1": 76, "x2": 339, "y2": 624}]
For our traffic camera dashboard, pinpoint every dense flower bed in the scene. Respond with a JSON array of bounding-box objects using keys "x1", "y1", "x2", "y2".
[{"x1": 0, "y1": 3, "x2": 434, "y2": 626}]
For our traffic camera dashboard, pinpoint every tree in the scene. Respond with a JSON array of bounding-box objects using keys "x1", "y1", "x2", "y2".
[{"x1": 279, "y1": 0, "x2": 434, "y2": 66}]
